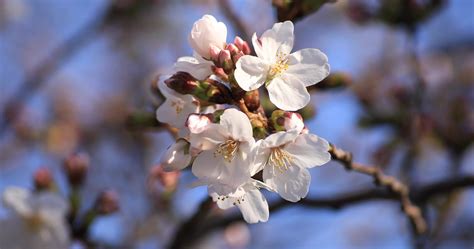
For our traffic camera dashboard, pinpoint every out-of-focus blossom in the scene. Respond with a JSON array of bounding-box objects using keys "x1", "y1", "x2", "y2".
[
  {"x1": 234, "y1": 21, "x2": 330, "y2": 111},
  {"x1": 0, "y1": 187, "x2": 69, "y2": 249}
]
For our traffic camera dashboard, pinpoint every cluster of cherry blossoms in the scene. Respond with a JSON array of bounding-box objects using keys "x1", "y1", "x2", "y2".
[{"x1": 157, "y1": 15, "x2": 331, "y2": 223}]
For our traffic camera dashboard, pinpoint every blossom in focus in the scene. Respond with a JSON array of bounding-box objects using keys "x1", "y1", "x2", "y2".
[
  {"x1": 0, "y1": 187, "x2": 69, "y2": 249},
  {"x1": 234, "y1": 21, "x2": 330, "y2": 111},
  {"x1": 255, "y1": 131, "x2": 331, "y2": 202},
  {"x1": 189, "y1": 15, "x2": 227, "y2": 59},
  {"x1": 189, "y1": 108, "x2": 256, "y2": 189}
]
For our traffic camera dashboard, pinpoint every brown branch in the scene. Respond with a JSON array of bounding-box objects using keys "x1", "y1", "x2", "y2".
[
  {"x1": 184, "y1": 175, "x2": 474, "y2": 248},
  {"x1": 329, "y1": 143, "x2": 427, "y2": 234},
  {"x1": 167, "y1": 198, "x2": 214, "y2": 249}
]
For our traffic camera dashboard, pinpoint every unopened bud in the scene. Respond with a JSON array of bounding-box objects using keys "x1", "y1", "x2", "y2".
[
  {"x1": 64, "y1": 153, "x2": 89, "y2": 186},
  {"x1": 33, "y1": 167, "x2": 53, "y2": 191},
  {"x1": 243, "y1": 90, "x2": 260, "y2": 112},
  {"x1": 283, "y1": 112, "x2": 304, "y2": 133},
  {"x1": 234, "y1": 36, "x2": 251, "y2": 55},
  {"x1": 225, "y1": 43, "x2": 240, "y2": 56},
  {"x1": 232, "y1": 51, "x2": 245, "y2": 64},
  {"x1": 218, "y1": 50, "x2": 234, "y2": 73},
  {"x1": 95, "y1": 190, "x2": 119, "y2": 215},
  {"x1": 165, "y1": 72, "x2": 199, "y2": 95},
  {"x1": 209, "y1": 45, "x2": 221, "y2": 62},
  {"x1": 271, "y1": 110, "x2": 305, "y2": 133},
  {"x1": 149, "y1": 165, "x2": 180, "y2": 192},
  {"x1": 187, "y1": 114, "x2": 212, "y2": 134},
  {"x1": 270, "y1": 110, "x2": 286, "y2": 132}
]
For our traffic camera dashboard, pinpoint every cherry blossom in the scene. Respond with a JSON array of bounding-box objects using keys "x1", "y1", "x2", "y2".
[
  {"x1": 256, "y1": 132, "x2": 331, "y2": 202},
  {"x1": 234, "y1": 21, "x2": 330, "y2": 111}
]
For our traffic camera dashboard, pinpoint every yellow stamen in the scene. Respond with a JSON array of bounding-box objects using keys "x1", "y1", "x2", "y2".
[
  {"x1": 267, "y1": 52, "x2": 289, "y2": 82},
  {"x1": 268, "y1": 147, "x2": 294, "y2": 173},
  {"x1": 171, "y1": 100, "x2": 184, "y2": 114},
  {"x1": 214, "y1": 139, "x2": 240, "y2": 162}
]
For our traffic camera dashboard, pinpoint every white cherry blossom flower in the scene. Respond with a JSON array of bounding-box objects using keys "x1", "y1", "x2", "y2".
[
  {"x1": 156, "y1": 77, "x2": 199, "y2": 135},
  {"x1": 255, "y1": 131, "x2": 331, "y2": 202},
  {"x1": 189, "y1": 108, "x2": 255, "y2": 189},
  {"x1": 234, "y1": 21, "x2": 330, "y2": 111},
  {"x1": 189, "y1": 15, "x2": 227, "y2": 59},
  {"x1": 0, "y1": 187, "x2": 69, "y2": 249}
]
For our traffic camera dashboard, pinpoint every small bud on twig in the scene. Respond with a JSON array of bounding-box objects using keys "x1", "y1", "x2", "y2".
[
  {"x1": 64, "y1": 153, "x2": 89, "y2": 187},
  {"x1": 95, "y1": 190, "x2": 120, "y2": 215},
  {"x1": 33, "y1": 167, "x2": 54, "y2": 191}
]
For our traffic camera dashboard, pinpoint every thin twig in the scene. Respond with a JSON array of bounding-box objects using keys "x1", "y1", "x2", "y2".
[
  {"x1": 182, "y1": 174, "x2": 474, "y2": 248},
  {"x1": 328, "y1": 143, "x2": 427, "y2": 234}
]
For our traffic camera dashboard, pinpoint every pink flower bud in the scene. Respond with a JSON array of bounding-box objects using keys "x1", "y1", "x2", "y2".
[
  {"x1": 209, "y1": 45, "x2": 221, "y2": 62},
  {"x1": 64, "y1": 153, "x2": 89, "y2": 186},
  {"x1": 33, "y1": 167, "x2": 53, "y2": 190},
  {"x1": 234, "y1": 36, "x2": 251, "y2": 55},
  {"x1": 225, "y1": 43, "x2": 239, "y2": 55},
  {"x1": 218, "y1": 50, "x2": 234, "y2": 73},
  {"x1": 187, "y1": 114, "x2": 212, "y2": 134},
  {"x1": 283, "y1": 112, "x2": 304, "y2": 133}
]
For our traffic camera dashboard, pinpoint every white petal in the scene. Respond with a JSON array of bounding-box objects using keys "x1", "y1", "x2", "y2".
[
  {"x1": 237, "y1": 186, "x2": 269, "y2": 223},
  {"x1": 161, "y1": 139, "x2": 192, "y2": 171},
  {"x1": 249, "y1": 140, "x2": 267, "y2": 176},
  {"x1": 263, "y1": 165, "x2": 311, "y2": 202},
  {"x1": 192, "y1": 149, "x2": 250, "y2": 188},
  {"x1": 266, "y1": 76, "x2": 310, "y2": 111},
  {"x1": 287, "y1": 48, "x2": 330, "y2": 86},
  {"x1": 188, "y1": 123, "x2": 227, "y2": 150},
  {"x1": 260, "y1": 131, "x2": 299, "y2": 149},
  {"x1": 256, "y1": 21, "x2": 294, "y2": 61},
  {"x1": 2, "y1": 187, "x2": 32, "y2": 217},
  {"x1": 174, "y1": 56, "x2": 213, "y2": 80},
  {"x1": 284, "y1": 133, "x2": 331, "y2": 168},
  {"x1": 157, "y1": 76, "x2": 176, "y2": 99},
  {"x1": 234, "y1": 55, "x2": 269, "y2": 91},
  {"x1": 35, "y1": 192, "x2": 69, "y2": 217},
  {"x1": 219, "y1": 109, "x2": 253, "y2": 142}
]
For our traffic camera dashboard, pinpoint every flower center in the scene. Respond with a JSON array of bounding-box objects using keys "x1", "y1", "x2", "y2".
[
  {"x1": 268, "y1": 147, "x2": 293, "y2": 173},
  {"x1": 214, "y1": 139, "x2": 240, "y2": 162},
  {"x1": 267, "y1": 52, "x2": 289, "y2": 82},
  {"x1": 170, "y1": 99, "x2": 185, "y2": 114}
]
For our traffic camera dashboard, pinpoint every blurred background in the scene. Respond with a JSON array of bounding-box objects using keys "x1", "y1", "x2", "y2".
[{"x1": 0, "y1": 0, "x2": 473, "y2": 248}]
